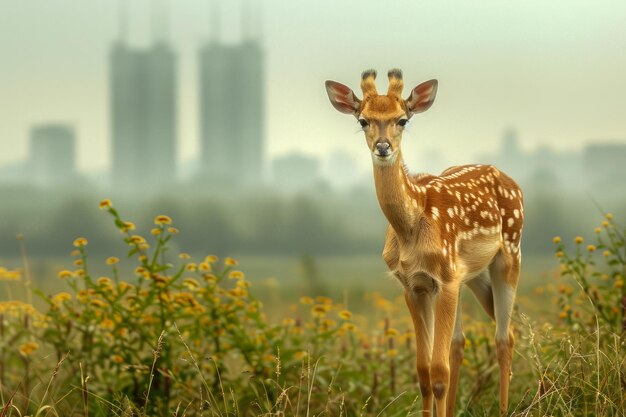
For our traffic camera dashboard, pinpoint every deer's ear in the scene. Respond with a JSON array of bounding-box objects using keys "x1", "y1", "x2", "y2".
[
  {"x1": 325, "y1": 80, "x2": 361, "y2": 116},
  {"x1": 405, "y1": 79, "x2": 438, "y2": 115}
]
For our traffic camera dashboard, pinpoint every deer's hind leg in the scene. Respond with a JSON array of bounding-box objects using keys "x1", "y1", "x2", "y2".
[{"x1": 490, "y1": 250, "x2": 520, "y2": 416}]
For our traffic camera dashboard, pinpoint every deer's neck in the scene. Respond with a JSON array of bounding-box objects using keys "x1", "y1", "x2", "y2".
[{"x1": 372, "y1": 151, "x2": 426, "y2": 237}]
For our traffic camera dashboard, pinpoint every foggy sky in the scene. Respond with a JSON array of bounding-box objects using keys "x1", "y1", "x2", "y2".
[{"x1": 1, "y1": 0, "x2": 626, "y2": 175}]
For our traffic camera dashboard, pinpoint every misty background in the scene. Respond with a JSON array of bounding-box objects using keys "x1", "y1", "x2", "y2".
[{"x1": 1, "y1": 0, "x2": 625, "y2": 298}]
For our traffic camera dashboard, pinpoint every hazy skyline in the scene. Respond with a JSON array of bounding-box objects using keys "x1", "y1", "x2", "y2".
[{"x1": 1, "y1": 0, "x2": 626, "y2": 175}]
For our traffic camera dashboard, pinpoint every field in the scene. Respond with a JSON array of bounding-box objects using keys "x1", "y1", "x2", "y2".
[{"x1": 0, "y1": 202, "x2": 624, "y2": 416}]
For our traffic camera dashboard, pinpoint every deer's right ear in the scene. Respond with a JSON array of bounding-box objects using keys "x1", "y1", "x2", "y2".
[{"x1": 325, "y1": 81, "x2": 361, "y2": 116}]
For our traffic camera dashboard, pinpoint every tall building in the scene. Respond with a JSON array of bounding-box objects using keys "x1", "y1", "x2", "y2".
[
  {"x1": 198, "y1": 1, "x2": 264, "y2": 186},
  {"x1": 30, "y1": 124, "x2": 76, "y2": 186},
  {"x1": 110, "y1": 3, "x2": 177, "y2": 192}
]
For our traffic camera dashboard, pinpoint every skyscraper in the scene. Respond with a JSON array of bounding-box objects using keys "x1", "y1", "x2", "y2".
[
  {"x1": 198, "y1": 1, "x2": 264, "y2": 186},
  {"x1": 110, "y1": 2, "x2": 177, "y2": 192},
  {"x1": 30, "y1": 124, "x2": 76, "y2": 186}
]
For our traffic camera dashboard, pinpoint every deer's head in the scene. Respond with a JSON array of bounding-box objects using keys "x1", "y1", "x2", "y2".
[{"x1": 325, "y1": 69, "x2": 437, "y2": 165}]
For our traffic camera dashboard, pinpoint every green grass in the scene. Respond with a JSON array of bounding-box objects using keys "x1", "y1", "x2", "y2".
[{"x1": 0, "y1": 203, "x2": 624, "y2": 416}]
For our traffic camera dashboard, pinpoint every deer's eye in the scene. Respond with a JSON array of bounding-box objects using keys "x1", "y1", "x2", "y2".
[
  {"x1": 358, "y1": 118, "x2": 369, "y2": 128},
  {"x1": 397, "y1": 118, "x2": 408, "y2": 127}
]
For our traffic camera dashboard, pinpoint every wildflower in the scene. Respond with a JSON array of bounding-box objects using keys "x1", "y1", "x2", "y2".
[
  {"x1": 555, "y1": 251, "x2": 564, "y2": 258},
  {"x1": 73, "y1": 237, "x2": 88, "y2": 247},
  {"x1": 106, "y1": 256, "x2": 119, "y2": 265},
  {"x1": 70, "y1": 250, "x2": 80, "y2": 257},
  {"x1": 205, "y1": 255, "x2": 218, "y2": 263},
  {"x1": 559, "y1": 311, "x2": 567, "y2": 319},
  {"x1": 74, "y1": 269, "x2": 85, "y2": 277},
  {"x1": 312, "y1": 305, "x2": 327, "y2": 318},
  {"x1": 135, "y1": 267, "x2": 148, "y2": 277},
  {"x1": 385, "y1": 328, "x2": 399, "y2": 337},
  {"x1": 586, "y1": 244, "x2": 596, "y2": 252},
  {"x1": 262, "y1": 353, "x2": 275, "y2": 364},
  {"x1": 294, "y1": 351, "x2": 308, "y2": 360},
  {"x1": 183, "y1": 278, "x2": 200, "y2": 289},
  {"x1": 203, "y1": 273, "x2": 217, "y2": 283},
  {"x1": 179, "y1": 253, "x2": 191, "y2": 260},
  {"x1": 128, "y1": 235, "x2": 146, "y2": 245},
  {"x1": 338, "y1": 310, "x2": 352, "y2": 320},
  {"x1": 199, "y1": 262, "x2": 211, "y2": 272},
  {"x1": 52, "y1": 292, "x2": 71, "y2": 304},
  {"x1": 100, "y1": 318, "x2": 115, "y2": 330},
  {"x1": 552, "y1": 236, "x2": 561, "y2": 244},
  {"x1": 97, "y1": 277, "x2": 112, "y2": 286},
  {"x1": 90, "y1": 299, "x2": 107, "y2": 308},
  {"x1": 0, "y1": 268, "x2": 21, "y2": 281},
  {"x1": 603, "y1": 250, "x2": 611, "y2": 258},
  {"x1": 574, "y1": 236, "x2": 583, "y2": 244},
  {"x1": 342, "y1": 323, "x2": 356, "y2": 332},
  {"x1": 236, "y1": 280, "x2": 250, "y2": 289},
  {"x1": 282, "y1": 318, "x2": 295, "y2": 326},
  {"x1": 111, "y1": 355, "x2": 124, "y2": 364},
  {"x1": 602, "y1": 220, "x2": 609, "y2": 227},
  {"x1": 150, "y1": 228, "x2": 162, "y2": 236},
  {"x1": 534, "y1": 286, "x2": 544, "y2": 295},
  {"x1": 186, "y1": 263, "x2": 197, "y2": 272},
  {"x1": 99, "y1": 199, "x2": 112, "y2": 210},
  {"x1": 224, "y1": 257, "x2": 238, "y2": 266},
  {"x1": 167, "y1": 227, "x2": 179, "y2": 234},
  {"x1": 300, "y1": 296, "x2": 314, "y2": 305},
  {"x1": 18, "y1": 342, "x2": 39, "y2": 357},
  {"x1": 154, "y1": 215, "x2": 172, "y2": 225},
  {"x1": 121, "y1": 221, "x2": 136, "y2": 232},
  {"x1": 57, "y1": 270, "x2": 73, "y2": 279},
  {"x1": 315, "y1": 296, "x2": 333, "y2": 305},
  {"x1": 73, "y1": 259, "x2": 83, "y2": 267},
  {"x1": 594, "y1": 227, "x2": 602, "y2": 234},
  {"x1": 605, "y1": 212, "x2": 613, "y2": 220},
  {"x1": 387, "y1": 349, "x2": 398, "y2": 358},
  {"x1": 229, "y1": 270, "x2": 244, "y2": 280},
  {"x1": 615, "y1": 279, "x2": 624, "y2": 289}
]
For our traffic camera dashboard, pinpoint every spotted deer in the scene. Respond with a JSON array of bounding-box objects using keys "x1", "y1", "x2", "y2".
[{"x1": 325, "y1": 69, "x2": 523, "y2": 417}]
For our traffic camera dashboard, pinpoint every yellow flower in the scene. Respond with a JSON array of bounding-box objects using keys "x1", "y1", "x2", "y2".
[
  {"x1": 73, "y1": 259, "x2": 83, "y2": 266},
  {"x1": 282, "y1": 318, "x2": 295, "y2": 326},
  {"x1": 154, "y1": 215, "x2": 172, "y2": 225},
  {"x1": 0, "y1": 268, "x2": 21, "y2": 281},
  {"x1": 385, "y1": 328, "x2": 399, "y2": 337},
  {"x1": 167, "y1": 227, "x2": 179, "y2": 234},
  {"x1": 555, "y1": 251, "x2": 564, "y2": 258},
  {"x1": 90, "y1": 299, "x2": 107, "y2": 308},
  {"x1": 128, "y1": 235, "x2": 146, "y2": 245},
  {"x1": 312, "y1": 305, "x2": 327, "y2": 317},
  {"x1": 594, "y1": 227, "x2": 602, "y2": 234},
  {"x1": 574, "y1": 236, "x2": 583, "y2": 244},
  {"x1": 224, "y1": 257, "x2": 238, "y2": 266},
  {"x1": 229, "y1": 270, "x2": 244, "y2": 280},
  {"x1": 150, "y1": 228, "x2": 162, "y2": 236},
  {"x1": 615, "y1": 279, "x2": 624, "y2": 289},
  {"x1": 205, "y1": 255, "x2": 218, "y2": 263},
  {"x1": 387, "y1": 349, "x2": 398, "y2": 358},
  {"x1": 73, "y1": 237, "x2": 88, "y2": 247},
  {"x1": 99, "y1": 199, "x2": 112, "y2": 210},
  {"x1": 602, "y1": 220, "x2": 609, "y2": 228},
  {"x1": 57, "y1": 270, "x2": 73, "y2": 279},
  {"x1": 183, "y1": 278, "x2": 200, "y2": 289},
  {"x1": 552, "y1": 236, "x2": 561, "y2": 244},
  {"x1": 70, "y1": 250, "x2": 80, "y2": 257},
  {"x1": 121, "y1": 221, "x2": 136, "y2": 232},
  {"x1": 605, "y1": 213, "x2": 613, "y2": 220},
  {"x1": 52, "y1": 292, "x2": 71, "y2": 304},
  {"x1": 19, "y1": 342, "x2": 39, "y2": 357},
  {"x1": 586, "y1": 245, "x2": 596, "y2": 252},
  {"x1": 300, "y1": 296, "x2": 314, "y2": 305},
  {"x1": 186, "y1": 263, "x2": 197, "y2": 272},
  {"x1": 97, "y1": 277, "x2": 112, "y2": 286},
  {"x1": 338, "y1": 310, "x2": 352, "y2": 320},
  {"x1": 111, "y1": 355, "x2": 124, "y2": 364},
  {"x1": 603, "y1": 250, "x2": 611, "y2": 258},
  {"x1": 106, "y1": 256, "x2": 119, "y2": 265},
  {"x1": 203, "y1": 273, "x2": 217, "y2": 283},
  {"x1": 534, "y1": 286, "x2": 544, "y2": 295},
  {"x1": 559, "y1": 311, "x2": 567, "y2": 319},
  {"x1": 100, "y1": 318, "x2": 115, "y2": 330},
  {"x1": 294, "y1": 350, "x2": 308, "y2": 360},
  {"x1": 179, "y1": 253, "x2": 191, "y2": 260},
  {"x1": 342, "y1": 323, "x2": 356, "y2": 332},
  {"x1": 315, "y1": 296, "x2": 333, "y2": 305},
  {"x1": 199, "y1": 262, "x2": 211, "y2": 271}
]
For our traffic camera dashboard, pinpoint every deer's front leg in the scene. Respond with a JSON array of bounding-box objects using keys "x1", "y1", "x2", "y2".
[
  {"x1": 404, "y1": 289, "x2": 434, "y2": 416},
  {"x1": 430, "y1": 282, "x2": 460, "y2": 417}
]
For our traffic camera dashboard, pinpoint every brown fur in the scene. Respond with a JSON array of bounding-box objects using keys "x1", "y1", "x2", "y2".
[{"x1": 326, "y1": 72, "x2": 524, "y2": 417}]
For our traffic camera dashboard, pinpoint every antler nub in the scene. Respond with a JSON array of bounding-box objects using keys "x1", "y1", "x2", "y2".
[
  {"x1": 360, "y1": 69, "x2": 378, "y2": 99},
  {"x1": 387, "y1": 68, "x2": 404, "y2": 97}
]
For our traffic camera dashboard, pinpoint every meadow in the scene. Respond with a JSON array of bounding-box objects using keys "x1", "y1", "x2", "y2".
[{"x1": 0, "y1": 201, "x2": 624, "y2": 416}]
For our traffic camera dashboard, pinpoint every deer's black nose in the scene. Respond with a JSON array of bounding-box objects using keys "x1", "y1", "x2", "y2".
[{"x1": 376, "y1": 140, "x2": 391, "y2": 156}]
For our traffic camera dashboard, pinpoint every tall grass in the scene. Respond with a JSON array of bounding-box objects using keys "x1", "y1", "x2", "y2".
[{"x1": 0, "y1": 202, "x2": 623, "y2": 416}]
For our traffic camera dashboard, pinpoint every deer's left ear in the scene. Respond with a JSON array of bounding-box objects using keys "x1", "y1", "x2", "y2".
[
  {"x1": 405, "y1": 79, "x2": 438, "y2": 116},
  {"x1": 325, "y1": 80, "x2": 361, "y2": 116}
]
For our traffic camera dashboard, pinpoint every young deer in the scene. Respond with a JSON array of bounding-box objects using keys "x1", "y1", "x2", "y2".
[{"x1": 325, "y1": 69, "x2": 523, "y2": 417}]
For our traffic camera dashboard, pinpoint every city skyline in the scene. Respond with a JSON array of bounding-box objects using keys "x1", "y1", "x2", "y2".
[{"x1": 1, "y1": 1, "x2": 626, "y2": 175}]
